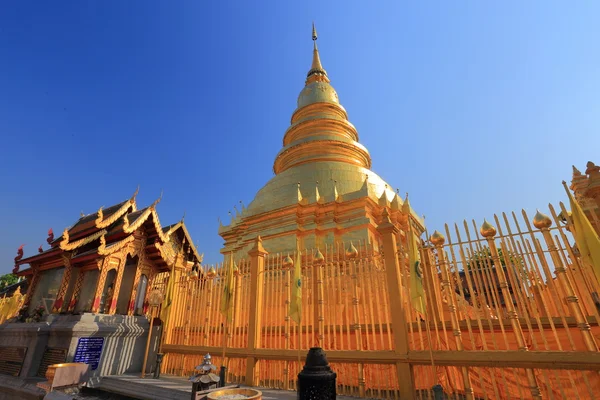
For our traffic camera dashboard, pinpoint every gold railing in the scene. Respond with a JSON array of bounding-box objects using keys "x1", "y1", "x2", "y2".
[
  {"x1": 160, "y1": 202, "x2": 600, "y2": 399},
  {"x1": 0, "y1": 287, "x2": 25, "y2": 324}
]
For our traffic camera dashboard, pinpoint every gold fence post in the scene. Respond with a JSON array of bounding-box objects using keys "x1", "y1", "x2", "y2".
[
  {"x1": 534, "y1": 210, "x2": 599, "y2": 351},
  {"x1": 481, "y1": 220, "x2": 542, "y2": 399},
  {"x1": 377, "y1": 209, "x2": 415, "y2": 400},
  {"x1": 431, "y1": 231, "x2": 474, "y2": 400},
  {"x1": 346, "y1": 243, "x2": 366, "y2": 397},
  {"x1": 314, "y1": 249, "x2": 326, "y2": 347},
  {"x1": 421, "y1": 245, "x2": 444, "y2": 321},
  {"x1": 282, "y1": 255, "x2": 294, "y2": 390},
  {"x1": 245, "y1": 236, "x2": 268, "y2": 386}
]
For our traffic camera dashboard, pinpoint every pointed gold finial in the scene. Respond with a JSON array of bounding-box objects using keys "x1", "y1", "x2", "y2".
[
  {"x1": 307, "y1": 22, "x2": 328, "y2": 83},
  {"x1": 346, "y1": 242, "x2": 359, "y2": 259},
  {"x1": 313, "y1": 248, "x2": 325, "y2": 265},
  {"x1": 430, "y1": 230, "x2": 445, "y2": 246},
  {"x1": 480, "y1": 219, "x2": 497, "y2": 238},
  {"x1": 533, "y1": 209, "x2": 553, "y2": 229},
  {"x1": 402, "y1": 192, "x2": 411, "y2": 213},
  {"x1": 283, "y1": 254, "x2": 294, "y2": 270},
  {"x1": 207, "y1": 267, "x2": 217, "y2": 278}
]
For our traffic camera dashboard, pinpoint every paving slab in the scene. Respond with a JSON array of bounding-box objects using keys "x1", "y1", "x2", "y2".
[{"x1": 97, "y1": 374, "x2": 363, "y2": 400}]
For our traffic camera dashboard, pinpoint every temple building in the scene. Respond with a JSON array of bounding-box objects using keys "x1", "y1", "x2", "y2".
[
  {"x1": 13, "y1": 189, "x2": 202, "y2": 317},
  {"x1": 219, "y1": 26, "x2": 425, "y2": 258}
]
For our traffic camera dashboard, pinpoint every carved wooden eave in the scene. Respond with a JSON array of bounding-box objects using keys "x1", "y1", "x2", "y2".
[
  {"x1": 154, "y1": 240, "x2": 176, "y2": 266},
  {"x1": 97, "y1": 234, "x2": 135, "y2": 256},
  {"x1": 123, "y1": 207, "x2": 155, "y2": 234},
  {"x1": 95, "y1": 198, "x2": 137, "y2": 229},
  {"x1": 122, "y1": 201, "x2": 168, "y2": 243},
  {"x1": 16, "y1": 247, "x2": 60, "y2": 267},
  {"x1": 164, "y1": 221, "x2": 204, "y2": 263},
  {"x1": 60, "y1": 229, "x2": 107, "y2": 251}
]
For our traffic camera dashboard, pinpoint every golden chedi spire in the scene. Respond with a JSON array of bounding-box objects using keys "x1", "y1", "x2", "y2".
[
  {"x1": 272, "y1": 25, "x2": 372, "y2": 176},
  {"x1": 243, "y1": 25, "x2": 417, "y2": 227},
  {"x1": 307, "y1": 23, "x2": 329, "y2": 84}
]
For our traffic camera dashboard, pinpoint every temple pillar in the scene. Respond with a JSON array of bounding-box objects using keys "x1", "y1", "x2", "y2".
[
  {"x1": 245, "y1": 236, "x2": 267, "y2": 386},
  {"x1": 52, "y1": 256, "x2": 72, "y2": 313},
  {"x1": 377, "y1": 209, "x2": 415, "y2": 400},
  {"x1": 128, "y1": 262, "x2": 144, "y2": 315},
  {"x1": 67, "y1": 270, "x2": 86, "y2": 313},
  {"x1": 92, "y1": 260, "x2": 109, "y2": 313},
  {"x1": 23, "y1": 267, "x2": 40, "y2": 309}
]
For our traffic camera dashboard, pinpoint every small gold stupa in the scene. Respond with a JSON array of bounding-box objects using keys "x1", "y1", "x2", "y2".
[{"x1": 219, "y1": 25, "x2": 424, "y2": 257}]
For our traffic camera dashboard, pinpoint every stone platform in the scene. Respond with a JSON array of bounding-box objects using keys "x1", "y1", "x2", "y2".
[{"x1": 0, "y1": 313, "x2": 161, "y2": 385}]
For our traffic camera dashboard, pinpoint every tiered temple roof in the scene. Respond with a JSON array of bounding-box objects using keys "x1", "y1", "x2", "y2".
[{"x1": 15, "y1": 188, "x2": 202, "y2": 275}]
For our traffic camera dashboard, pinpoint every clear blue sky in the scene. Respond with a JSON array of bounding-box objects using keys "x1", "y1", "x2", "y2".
[{"x1": 1, "y1": 2, "x2": 598, "y2": 273}]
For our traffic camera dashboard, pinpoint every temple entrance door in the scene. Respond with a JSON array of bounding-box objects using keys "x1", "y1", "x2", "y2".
[
  {"x1": 100, "y1": 269, "x2": 117, "y2": 314},
  {"x1": 116, "y1": 256, "x2": 138, "y2": 314},
  {"x1": 134, "y1": 274, "x2": 148, "y2": 315}
]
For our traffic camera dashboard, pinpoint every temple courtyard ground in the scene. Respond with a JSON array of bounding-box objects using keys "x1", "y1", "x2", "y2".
[{"x1": 0, "y1": 373, "x2": 363, "y2": 400}]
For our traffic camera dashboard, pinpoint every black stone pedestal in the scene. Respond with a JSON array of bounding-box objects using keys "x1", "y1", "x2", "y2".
[{"x1": 297, "y1": 347, "x2": 336, "y2": 400}]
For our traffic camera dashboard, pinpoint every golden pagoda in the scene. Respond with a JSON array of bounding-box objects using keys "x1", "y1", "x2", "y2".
[{"x1": 219, "y1": 25, "x2": 424, "y2": 257}]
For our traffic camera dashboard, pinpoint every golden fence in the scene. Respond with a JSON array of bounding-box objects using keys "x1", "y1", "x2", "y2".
[
  {"x1": 160, "y1": 202, "x2": 600, "y2": 399},
  {"x1": 0, "y1": 287, "x2": 25, "y2": 324}
]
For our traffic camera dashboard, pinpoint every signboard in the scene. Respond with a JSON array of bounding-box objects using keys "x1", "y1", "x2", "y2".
[
  {"x1": 37, "y1": 347, "x2": 67, "y2": 377},
  {"x1": 0, "y1": 346, "x2": 27, "y2": 377},
  {"x1": 73, "y1": 337, "x2": 105, "y2": 371}
]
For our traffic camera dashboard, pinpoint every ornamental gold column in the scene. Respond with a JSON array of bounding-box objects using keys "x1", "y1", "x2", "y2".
[
  {"x1": 245, "y1": 236, "x2": 267, "y2": 386},
  {"x1": 480, "y1": 220, "x2": 542, "y2": 399},
  {"x1": 282, "y1": 254, "x2": 294, "y2": 390},
  {"x1": 313, "y1": 248, "x2": 326, "y2": 347},
  {"x1": 346, "y1": 242, "x2": 366, "y2": 397},
  {"x1": 533, "y1": 210, "x2": 598, "y2": 351},
  {"x1": 430, "y1": 231, "x2": 474, "y2": 400},
  {"x1": 377, "y1": 208, "x2": 415, "y2": 400}
]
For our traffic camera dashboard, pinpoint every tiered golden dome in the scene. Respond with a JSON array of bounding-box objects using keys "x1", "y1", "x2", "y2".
[{"x1": 245, "y1": 26, "x2": 403, "y2": 217}]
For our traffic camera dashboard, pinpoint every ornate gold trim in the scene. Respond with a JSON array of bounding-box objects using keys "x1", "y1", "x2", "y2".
[
  {"x1": 98, "y1": 235, "x2": 135, "y2": 256},
  {"x1": 95, "y1": 187, "x2": 139, "y2": 228},
  {"x1": 60, "y1": 229, "x2": 107, "y2": 251},
  {"x1": 123, "y1": 207, "x2": 154, "y2": 233}
]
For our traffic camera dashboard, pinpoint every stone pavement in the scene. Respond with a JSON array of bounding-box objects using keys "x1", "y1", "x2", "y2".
[{"x1": 96, "y1": 374, "x2": 363, "y2": 400}]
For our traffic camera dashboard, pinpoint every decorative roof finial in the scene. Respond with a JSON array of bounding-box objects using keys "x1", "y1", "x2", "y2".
[
  {"x1": 307, "y1": 22, "x2": 328, "y2": 83},
  {"x1": 47, "y1": 228, "x2": 54, "y2": 245},
  {"x1": 132, "y1": 185, "x2": 140, "y2": 200},
  {"x1": 151, "y1": 190, "x2": 163, "y2": 209}
]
